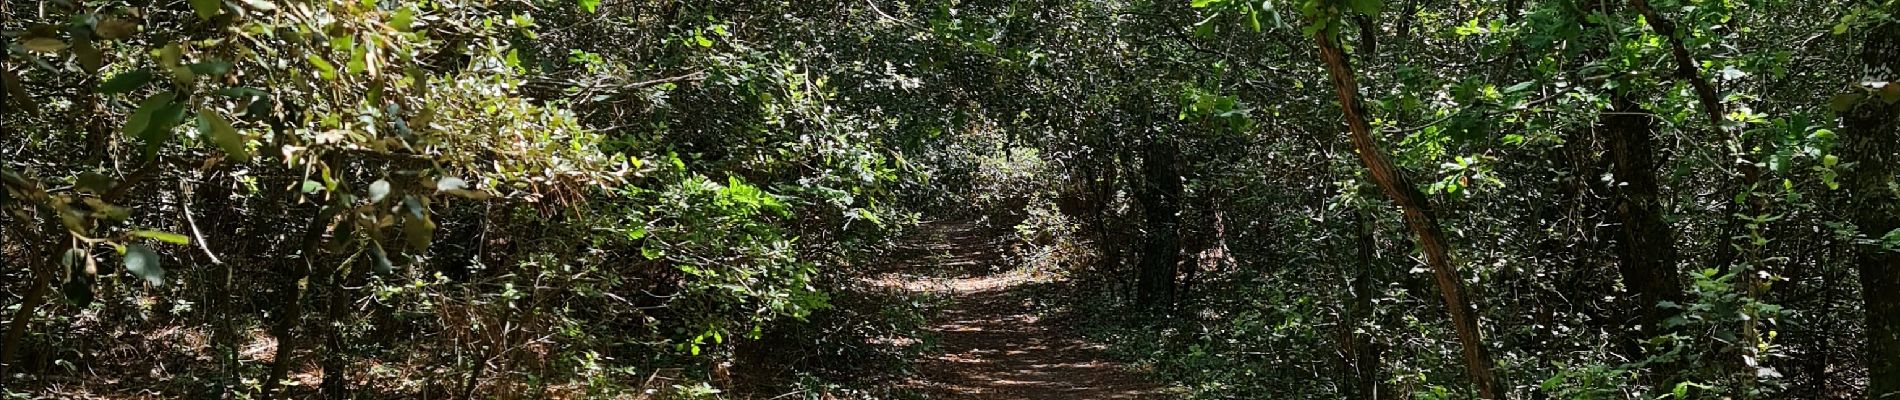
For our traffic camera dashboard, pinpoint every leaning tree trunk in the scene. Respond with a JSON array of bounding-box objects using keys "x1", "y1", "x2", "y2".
[
  {"x1": 1839, "y1": 20, "x2": 1900, "y2": 400},
  {"x1": 1313, "y1": 31, "x2": 1505, "y2": 398}
]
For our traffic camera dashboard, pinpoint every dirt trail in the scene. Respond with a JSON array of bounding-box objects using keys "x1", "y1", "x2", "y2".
[{"x1": 870, "y1": 221, "x2": 1164, "y2": 400}]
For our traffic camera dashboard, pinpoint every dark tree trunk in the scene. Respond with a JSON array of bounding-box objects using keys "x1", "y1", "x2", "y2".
[
  {"x1": 1314, "y1": 30, "x2": 1505, "y2": 399},
  {"x1": 261, "y1": 204, "x2": 337, "y2": 400},
  {"x1": 1136, "y1": 137, "x2": 1182, "y2": 311},
  {"x1": 1601, "y1": 93, "x2": 1687, "y2": 354},
  {"x1": 1840, "y1": 21, "x2": 1900, "y2": 400},
  {"x1": 1342, "y1": 210, "x2": 1387, "y2": 400}
]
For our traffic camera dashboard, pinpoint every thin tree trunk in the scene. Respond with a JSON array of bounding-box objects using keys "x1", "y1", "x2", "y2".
[
  {"x1": 1839, "y1": 20, "x2": 1900, "y2": 399},
  {"x1": 1342, "y1": 210, "x2": 1386, "y2": 400},
  {"x1": 1313, "y1": 31, "x2": 1505, "y2": 399},
  {"x1": 261, "y1": 204, "x2": 337, "y2": 400}
]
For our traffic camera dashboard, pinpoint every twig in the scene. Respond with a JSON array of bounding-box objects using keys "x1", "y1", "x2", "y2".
[
  {"x1": 181, "y1": 177, "x2": 223, "y2": 264},
  {"x1": 863, "y1": 0, "x2": 921, "y2": 28}
]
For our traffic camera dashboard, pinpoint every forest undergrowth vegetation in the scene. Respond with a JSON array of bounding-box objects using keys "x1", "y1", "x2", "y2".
[{"x1": 6, "y1": 0, "x2": 1900, "y2": 399}]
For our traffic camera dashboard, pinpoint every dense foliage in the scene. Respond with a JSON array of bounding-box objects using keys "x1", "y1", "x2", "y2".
[{"x1": 3, "y1": 0, "x2": 1897, "y2": 399}]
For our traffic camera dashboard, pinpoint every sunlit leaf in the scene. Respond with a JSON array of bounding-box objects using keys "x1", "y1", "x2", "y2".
[
  {"x1": 134, "y1": 230, "x2": 191, "y2": 245},
  {"x1": 369, "y1": 179, "x2": 391, "y2": 202},
  {"x1": 190, "y1": 0, "x2": 224, "y2": 19}
]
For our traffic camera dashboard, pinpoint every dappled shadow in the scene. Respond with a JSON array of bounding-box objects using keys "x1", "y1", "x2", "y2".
[{"x1": 876, "y1": 221, "x2": 1164, "y2": 400}]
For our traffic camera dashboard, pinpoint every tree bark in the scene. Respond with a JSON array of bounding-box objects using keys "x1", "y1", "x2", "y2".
[
  {"x1": 1313, "y1": 31, "x2": 1505, "y2": 399},
  {"x1": 261, "y1": 204, "x2": 337, "y2": 400},
  {"x1": 1342, "y1": 210, "x2": 1387, "y2": 400},
  {"x1": 1602, "y1": 93, "x2": 1687, "y2": 352},
  {"x1": 1136, "y1": 136, "x2": 1182, "y2": 311},
  {"x1": 1839, "y1": 21, "x2": 1900, "y2": 400}
]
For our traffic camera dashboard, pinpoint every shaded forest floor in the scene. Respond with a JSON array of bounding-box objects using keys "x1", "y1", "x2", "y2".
[{"x1": 867, "y1": 221, "x2": 1166, "y2": 400}]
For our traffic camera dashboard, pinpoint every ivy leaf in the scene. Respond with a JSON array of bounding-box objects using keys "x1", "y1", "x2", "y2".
[
  {"x1": 190, "y1": 0, "x2": 224, "y2": 19},
  {"x1": 22, "y1": 37, "x2": 68, "y2": 53},
  {"x1": 197, "y1": 108, "x2": 250, "y2": 162},
  {"x1": 98, "y1": 69, "x2": 155, "y2": 94},
  {"x1": 133, "y1": 230, "x2": 191, "y2": 245},
  {"x1": 122, "y1": 244, "x2": 166, "y2": 287}
]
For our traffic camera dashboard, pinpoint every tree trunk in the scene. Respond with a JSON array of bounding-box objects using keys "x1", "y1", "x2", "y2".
[
  {"x1": 1136, "y1": 137, "x2": 1182, "y2": 312},
  {"x1": 1313, "y1": 31, "x2": 1505, "y2": 398},
  {"x1": 1342, "y1": 210, "x2": 1386, "y2": 400},
  {"x1": 1601, "y1": 93, "x2": 1687, "y2": 354},
  {"x1": 1840, "y1": 21, "x2": 1900, "y2": 400},
  {"x1": 261, "y1": 204, "x2": 337, "y2": 400}
]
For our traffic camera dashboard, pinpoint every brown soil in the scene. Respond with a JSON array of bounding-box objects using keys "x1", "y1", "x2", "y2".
[{"x1": 870, "y1": 221, "x2": 1165, "y2": 400}]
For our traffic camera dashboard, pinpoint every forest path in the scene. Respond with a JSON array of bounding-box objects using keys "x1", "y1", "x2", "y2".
[{"x1": 868, "y1": 220, "x2": 1164, "y2": 400}]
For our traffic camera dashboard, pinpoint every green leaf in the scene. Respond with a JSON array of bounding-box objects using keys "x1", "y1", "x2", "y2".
[
  {"x1": 579, "y1": 0, "x2": 601, "y2": 13},
  {"x1": 403, "y1": 196, "x2": 434, "y2": 251},
  {"x1": 1345, "y1": 0, "x2": 1383, "y2": 16},
  {"x1": 197, "y1": 108, "x2": 250, "y2": 162},
  {"x1": 133, "y1": 230, "x2": 191, "y2": 245},
  {"x1": 300, "y1": 179, "x2": 323, "y2": 194},
  {"x1": 74, "y1": 36, "x2": 103, "y2": 73},
  {"x1": 190, "y1": 0, "x2": 223, "y2": 19},
  {"x1": 22, "y1": 37, "x2": 68, "y2": 53},
  {"x1": 76, "y1": 172, "x2": 116, "y2": 194},
  {"x1": 213, "y1": 86, "x2": 268, "y2": 99},
  {"x1": 1504, "y1": 81, "x2": 1535, "y2": 93},
  {"x1": 392, "y1": 8, "x2": 416, "y2": 32},
  {"x1": 98, "y1": 69, "x2": 155, "y2": 94},
  {"x1": 306, "y1": 54, "x2": 338, "y2": 80},
  {"x1": 1829, "y1": 93, "x2": 1863, "y2": 112},
  {"x1": 144, "y1": 101, "x2": 188, "y2": 146},
  {"x1": 123, "y1": 92, "x2": 176, "y2": 138},
  {"x1": 122, "y1": 244, "x2": 166, "y2": 286}
]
